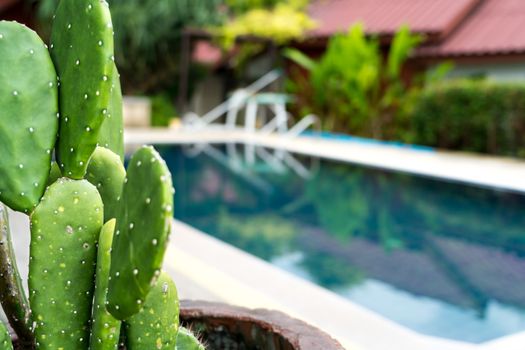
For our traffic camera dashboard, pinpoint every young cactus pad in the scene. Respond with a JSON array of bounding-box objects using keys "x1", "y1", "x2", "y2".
[
  {"x1": 0, "y1": 204, "x2": 32, "y2": 346},
  {"x1": 50, "y1": 0, "x2": 115, "y2": 179},
  {"x1": 176, "y1": 327, "x2": 206, "y2": 350},
  {"x1": 0, "y1": 21, "x2": 58, "y2": 212},
  {"x1": 86, "y1": 147, "x2": 126, "y2": 222},
  {"x1": 124, "y1": 272, "x2": 179, "y2": 350},
  {"x1": 107, "y1": 146, "x2": 174, "y2": 320},
  {"x1": 29, "y1": 178, "x2": 103, "y2": 349},
  {"x1": 98, "y1": 64, "x2": 124, "y2": 162},
  {"x1": 89, "y1": 220, "x2": 121, "y2": 350}
]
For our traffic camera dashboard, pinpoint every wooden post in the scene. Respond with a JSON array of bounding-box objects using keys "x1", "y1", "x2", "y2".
[{"x1": 177, "y1": 30, "x2": 191, "y2": 114}]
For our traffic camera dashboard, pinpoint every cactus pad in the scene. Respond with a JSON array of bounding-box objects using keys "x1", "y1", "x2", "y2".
[
  {"x1": 176, "y1": 327, "x2": 205, "y2": 350},
  {"x1": 107, "y1": 146, "x2": 174, "y2": 320},
  {"x1": 29, "y1": 178, "x2": 103, "y2": 349},
  {"x1": 0, "y1": 321, "x2": 13, "y2": 350},
  {"x1": 0, "y1": 21, "x2": 58, "y2": 212},
  {"x1": 90, "y1": 220, "x2": 121, "y2": 350},
  {"x1": 125, "y1": 272, "x2": 179, "y2": 350},
  {"x1": 98, "y1": 64, "x2": 124, "y2": 162},
  {"x1": 86, "y1": 147, "x2": 126, "y2": 222},
  {"x1": 50, "y1": 0, "x2": 115, "y2": 179}
]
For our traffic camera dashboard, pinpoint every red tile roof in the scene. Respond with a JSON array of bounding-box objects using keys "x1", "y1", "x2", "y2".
[
  {"x1": 308, "y1": 0, "x2": 525, "y2": 57},
  {"x1": 0, "y1": 0, "x2": 18, "y2": 13},
  {"x1": 418, "y1": 0, "x2": 525, "y2": 57},
  {"x1": 308, "y1": 0, "x2": 480, "y2": 38}
]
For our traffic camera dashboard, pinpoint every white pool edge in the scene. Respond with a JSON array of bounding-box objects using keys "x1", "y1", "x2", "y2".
[{"x1": 125, "y1": 128, "x2": 525, "y2": 194}]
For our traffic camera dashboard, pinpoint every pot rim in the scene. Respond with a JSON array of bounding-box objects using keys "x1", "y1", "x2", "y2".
[{"x1": 180, "y1": 300, "x2": 345, "y2": 350}]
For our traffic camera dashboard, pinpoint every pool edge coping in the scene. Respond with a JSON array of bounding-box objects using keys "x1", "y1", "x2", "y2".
[{"x1": 125, "y1": 128, "x2": 525, "y2": 194}]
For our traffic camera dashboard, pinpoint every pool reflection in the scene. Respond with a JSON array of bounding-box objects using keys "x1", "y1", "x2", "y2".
[{"x1": 158, "y1": 143, "x2": 525, "y2": 343}]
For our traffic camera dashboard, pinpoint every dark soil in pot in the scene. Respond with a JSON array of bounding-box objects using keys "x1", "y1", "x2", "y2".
[{"x1": 179, "y1": 300, "x2": 345, "y2": 350}]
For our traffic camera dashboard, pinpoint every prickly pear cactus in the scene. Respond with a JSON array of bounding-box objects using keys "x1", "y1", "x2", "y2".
[
  {"x1": 90, "y1": 220, "x2": 121, "y2": 350},
  {"x1": 176, "y1": 327, "x2": 205, "y2": 350},
  {"x1": 107, "y1": 146, "x2": 174, "y2": 320},
  {"x1": 0, "y1": 1, "x2": 194, "y2": 348},
  {"x1": 50, "y1": 0, "x2": 115, "y2": 179},
  {"x1": 0, "y1": 21, "x2": 58, "y2": 212},
  {"x1": 125, "y1": 272, "x2": 179, "y2": 350},
  {"x1": 29, "y1": 178, "x2": 103, "y2": 349},
  {"x1": 0, "y1": 321, "x2": 13, "y2": 350},
  {"x1": 85, "y1": 147, "x2": 126, "y2": 222},
  {"x1": 98, "y1": 64, "x2": 124, "y2": 162},
  {"x1": 0, "y1": 204, "x2": 32, "y2": 347}
]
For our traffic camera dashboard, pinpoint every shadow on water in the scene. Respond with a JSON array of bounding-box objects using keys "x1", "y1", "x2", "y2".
[{"x1": 157, "y1": 143, "x2": 525, "y2": 343}]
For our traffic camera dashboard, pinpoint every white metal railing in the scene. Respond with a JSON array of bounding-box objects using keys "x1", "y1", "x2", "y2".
[
  {"x1": 182, "y1": 70, "x2": 318, "y2": 137},
  {"x1": 183, "y1": 70, "x2": 281, "y2": 128}
]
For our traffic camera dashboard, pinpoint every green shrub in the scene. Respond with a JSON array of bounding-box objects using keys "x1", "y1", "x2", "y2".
[
  {"x1": 285, "y1": 24, "x2": 421, "y2": 137},
  {"x1": 406, "y1": 80, "x2": 525, "y2": 156},
  {"x1": 151, "y1": 94, "x2": 177, "y2": 127}
]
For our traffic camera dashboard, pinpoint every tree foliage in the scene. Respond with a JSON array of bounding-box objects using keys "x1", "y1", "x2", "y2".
[
  {"x1": 30, "y1": 0, "x2": 225, "y2": 94},
  {"x1": 226, "y1": 0, "x2": 309, "y2": 13},
  {"x1": 217, "y1": 0, "x2": 315, "y2": 49}
]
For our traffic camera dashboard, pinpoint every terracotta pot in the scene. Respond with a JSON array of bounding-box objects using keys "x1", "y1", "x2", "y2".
[
  {"x1": 180, "y1": 300, "x2": 345, "y2": 350},
  {"x1": 11, "y1": 300, "x2": 345, "y2": 349}
]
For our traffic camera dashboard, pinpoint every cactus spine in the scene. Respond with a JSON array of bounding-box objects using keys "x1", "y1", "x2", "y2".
[
  {"x1": 89, "y1": 220, "x2": 121, "y2": 350},
  {"x1": 176, "y1": 327, "x2": 206, "y2": 350}
]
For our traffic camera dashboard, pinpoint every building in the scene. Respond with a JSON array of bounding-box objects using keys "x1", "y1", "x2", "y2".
[{"x1": 306, "y1": 0, "x2": 525, "y2": 81}]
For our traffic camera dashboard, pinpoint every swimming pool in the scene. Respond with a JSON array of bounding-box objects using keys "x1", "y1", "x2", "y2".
[{"x1": 157, "y1": 143, "x2": 525, "y2": 343}]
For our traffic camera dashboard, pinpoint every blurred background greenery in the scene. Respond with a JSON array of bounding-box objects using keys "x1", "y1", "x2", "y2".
[{"x1": 22, "y1": 0, "x2": 525, "y2": 157}]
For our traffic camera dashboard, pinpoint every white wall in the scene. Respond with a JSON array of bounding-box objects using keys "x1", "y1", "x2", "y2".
[
  {"x1": 444, "y1": 62, "x2": 525, "y2": 82},
  {"x1": 189, "y1": 74, "x2": 224, "y2": 116}
]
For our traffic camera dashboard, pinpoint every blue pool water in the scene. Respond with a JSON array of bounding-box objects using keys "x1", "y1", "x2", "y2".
[{"x1": 157, "y1": 143, "x2": 525, "y2": 343}]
